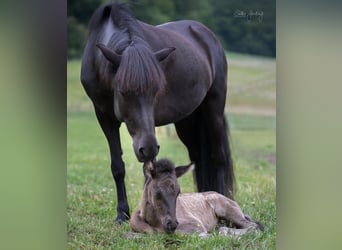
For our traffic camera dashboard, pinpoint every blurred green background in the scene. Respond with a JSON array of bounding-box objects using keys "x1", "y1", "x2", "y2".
[{"x1": 68, "y1": 0, "x2": 275, "y2": 59}]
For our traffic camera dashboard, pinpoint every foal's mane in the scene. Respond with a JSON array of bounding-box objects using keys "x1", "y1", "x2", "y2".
[
  {"x1": 144, "y1": 159, "x2": 175, "y2": 184},
  {"x1": 152, "y1": 159, "x2": 175, "y2": 175},
  {"x1": 92, "y1": 3, "x2": 167, "y2": 95}
]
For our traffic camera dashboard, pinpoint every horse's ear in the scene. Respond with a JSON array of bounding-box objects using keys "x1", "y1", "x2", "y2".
[
  {"x1": 175, "y1": 162, "x2": 194, "y2": 178},
  {"x1": 96, "y1": 43, "x2": 122, "y2": 67},
  {"x1": 154, "y1": 47, "x2": 176, "y2": 62}
]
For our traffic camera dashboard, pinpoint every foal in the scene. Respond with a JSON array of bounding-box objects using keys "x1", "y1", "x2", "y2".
[{"x1": 130, "y1": 159, "x2": 263, "y2": 235}]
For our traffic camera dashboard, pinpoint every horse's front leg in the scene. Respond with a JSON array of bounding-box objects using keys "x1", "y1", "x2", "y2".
[{"x1": 95, "y1": 107, "x2": 130, "y2": 223}]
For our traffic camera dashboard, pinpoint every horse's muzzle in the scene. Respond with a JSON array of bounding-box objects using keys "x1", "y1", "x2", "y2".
[
  {"x1": 134, "y1": 134, "x2": 160, "y2": 162},
  {"x1": 137, "y1": 144, "x2": 160, "y2": 162}
]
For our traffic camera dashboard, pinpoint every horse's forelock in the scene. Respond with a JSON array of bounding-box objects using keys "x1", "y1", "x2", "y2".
[{"x1": 114, "y1": 43, "x2": 166, "y2": 96}]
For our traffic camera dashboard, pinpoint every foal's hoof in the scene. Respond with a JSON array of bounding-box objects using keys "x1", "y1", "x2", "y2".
[
  {"x1": 255, "y1": 221, "x2": 264, "y2": 231},
  {"x1": 244, "y1": 214, "x2": 252, "y2": 221},
  {"x1": 244, "y1": 214, "x2": 264, "y2": 231},
  {"x1": 199, "y1": 232, "x2": 210, "y2": 238}
]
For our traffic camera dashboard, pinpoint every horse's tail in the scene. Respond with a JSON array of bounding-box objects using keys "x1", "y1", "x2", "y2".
[{"x1": 191, "y1": 110, "x2": 235, "y2": 200}]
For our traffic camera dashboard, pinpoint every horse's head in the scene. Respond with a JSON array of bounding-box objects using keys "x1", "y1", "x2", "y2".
[
  {"x1": 143, "y1": 159, "x2": 193, "y2": 233},
  {"x1": 96, "y1": 43, "x2": 175, "y2": 162}
]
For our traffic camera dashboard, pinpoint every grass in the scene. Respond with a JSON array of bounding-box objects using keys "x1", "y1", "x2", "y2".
[
  {"x1": 226, "y1": 51, "x2": 276, "y2": 110},
  {"x1": 67, "y1": 53, "x2": 276, "y2": 249}
]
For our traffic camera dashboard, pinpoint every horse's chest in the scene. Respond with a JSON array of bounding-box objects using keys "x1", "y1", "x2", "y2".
[{"x1": 85, "y1": 84, "x2": 114, "y2": 115}]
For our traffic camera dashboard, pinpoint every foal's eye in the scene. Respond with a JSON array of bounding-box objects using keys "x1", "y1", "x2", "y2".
[{"x1": 156, "y1": 191, "x2": 162, "y2": 200}]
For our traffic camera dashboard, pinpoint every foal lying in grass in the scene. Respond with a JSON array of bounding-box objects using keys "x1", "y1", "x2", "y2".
[{"x1": 130, "y1": 159, "x2": 263, "y2": 236}]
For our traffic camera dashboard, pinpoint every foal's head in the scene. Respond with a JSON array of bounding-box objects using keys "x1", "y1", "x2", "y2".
[{"x1": 143, "y1": 159, "x2": 193, "y2": 233}]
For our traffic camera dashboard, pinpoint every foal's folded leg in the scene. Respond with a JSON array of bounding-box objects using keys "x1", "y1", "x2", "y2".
[
  {"x1": 130, "y1": 210, "x2": 155, "y2": 234},
  {"x1": 207, "y1": 193, "x2": 262, "y2": 230}
]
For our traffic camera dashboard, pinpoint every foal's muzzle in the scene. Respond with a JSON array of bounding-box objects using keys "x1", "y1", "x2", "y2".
[{"x1": 164, "y1": 219, "x2": 178, "y2": 234}]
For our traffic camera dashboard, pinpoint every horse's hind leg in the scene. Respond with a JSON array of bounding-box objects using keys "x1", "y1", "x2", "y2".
[
  {"x1": 200, "y1": 101, "x2": 234, "y2": 198},
  {"x1": 175, "y1": 101, "x2": 234, "y2": 198},
  {"x1": 174, "y1": 111, "x2": 208, "y2": 193},
  {"x1": 198, "y1": 70, "x2": 235, "y2": 198},
  {"x1": 95, "y1": 107, "x2": 130, "y2": 223}
]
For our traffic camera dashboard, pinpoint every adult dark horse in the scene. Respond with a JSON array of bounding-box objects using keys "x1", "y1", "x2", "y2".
[{"x1": 81, "y1": 3, "x2": 235, "y2": 223}]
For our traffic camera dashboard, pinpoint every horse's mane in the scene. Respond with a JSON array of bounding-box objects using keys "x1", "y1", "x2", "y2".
[
  {"x1": 88, "y1": 3, "x2": 133, "y2": 31},
  {"x1": 110, "y1": 3, "x2": 142, "y2": 38}
]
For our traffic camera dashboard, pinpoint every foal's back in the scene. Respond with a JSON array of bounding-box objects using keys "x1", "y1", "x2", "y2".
[
  {"x1": 176, "y1": 193, "x2": 218, "y2": 234},
  {"x1": 176, "y1": 191, "x2": 256, "y2": 234}
]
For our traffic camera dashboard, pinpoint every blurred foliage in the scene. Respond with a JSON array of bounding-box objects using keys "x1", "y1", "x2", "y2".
[{"x1": 67, "y1": 0, "x2": 275, "y2": 59}]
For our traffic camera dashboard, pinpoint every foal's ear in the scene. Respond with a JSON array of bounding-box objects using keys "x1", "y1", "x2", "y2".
[
  {"x1": 175, "y1": 163, "x2": 194, "y2": 178},
  {"x1": 96, "y1": 43, "x2": 122, "y2": 67},
  {"x1": 154, "y1": 47, "x2": 176, "y2": 62}
]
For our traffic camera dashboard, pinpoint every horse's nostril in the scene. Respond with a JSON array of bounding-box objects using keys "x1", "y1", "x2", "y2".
[
  {"x1": 139, "y1": 145, "x2": 159, "y2": 159},
  {"x1": 139, "y1": 147, "x2": 145, "y2": 156}
]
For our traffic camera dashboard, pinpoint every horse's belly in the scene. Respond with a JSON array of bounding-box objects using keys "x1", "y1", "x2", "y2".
[
  {"x1": 154, "y1": 99, "x2": 204, "y2": 125},
  {"x1": 153, "y1": 78, "x2": 210, "y2": 125}
]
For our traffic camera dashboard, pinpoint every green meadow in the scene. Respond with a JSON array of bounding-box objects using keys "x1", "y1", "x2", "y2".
[{"x1": 67, "y1": 52, "x2": 276, "y2": 249}]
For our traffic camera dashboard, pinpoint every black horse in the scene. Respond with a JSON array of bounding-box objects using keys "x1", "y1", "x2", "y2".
[{"x1": 80, "y1": 3, "x2": 235, "y2": 223}]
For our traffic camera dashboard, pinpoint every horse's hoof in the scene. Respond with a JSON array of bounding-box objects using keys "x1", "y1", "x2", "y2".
[
  {"x1": 114, "y1": 218, "x2": 125, "y2": 225},
  {"x1": 115, "y1": 213, "x2": 130, "y2": 224}
]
